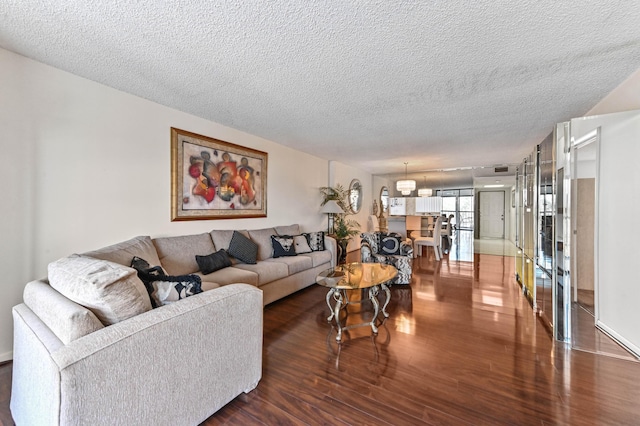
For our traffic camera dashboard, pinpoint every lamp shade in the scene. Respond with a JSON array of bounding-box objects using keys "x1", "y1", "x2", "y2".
[
  {"x1": 418, "y1": 188, "x2": 432, "y2": 197},
  {"x1": 396, "y1": 179, "x2": 416, "y2": 195},
  {"x1": 320, "y1": 200, "x2": 345, "y2": 214}
]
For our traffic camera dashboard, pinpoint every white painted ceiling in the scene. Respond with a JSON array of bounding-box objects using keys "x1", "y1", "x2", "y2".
[{"x1": 2, "y1": 1, "x2": 640, "y2": 183}]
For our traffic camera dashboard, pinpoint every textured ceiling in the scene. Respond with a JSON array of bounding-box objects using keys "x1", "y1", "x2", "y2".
[{"x1": 2, "y1": 1, "x2": 640, "y2": 178}]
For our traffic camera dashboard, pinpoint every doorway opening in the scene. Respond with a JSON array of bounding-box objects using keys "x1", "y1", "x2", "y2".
[
  {"x1": 569, "y1": 131, "x2": 634, "y2": 360},
  {"x1": 479, "y1": 191, "x2": 505, "y2": 239}
]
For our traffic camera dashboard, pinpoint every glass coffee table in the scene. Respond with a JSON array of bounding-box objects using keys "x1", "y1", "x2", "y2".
[{"x1": 316, "y1": 262, "x2": 398, "y2": 342}]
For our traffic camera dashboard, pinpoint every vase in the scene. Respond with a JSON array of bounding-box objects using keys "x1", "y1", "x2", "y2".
[{"x1": 337, "y1": 239, "x2": 348, "y2": 264}]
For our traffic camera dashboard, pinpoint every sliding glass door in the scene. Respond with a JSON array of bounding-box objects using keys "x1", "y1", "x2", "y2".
[{"x1": 438, "y1": 188, "x2": 474, "y2": 230}]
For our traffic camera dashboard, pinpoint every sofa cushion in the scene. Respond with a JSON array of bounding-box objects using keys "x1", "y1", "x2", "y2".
[
  {"x1": 266, "y1": 256, "x2": 313, "y2": 275},
  {"x1": 233, "y1": 261, "x2": 288, "y2": 286},
  {"x1": 48, "y1": 255, "x2": 152, "y2": 326},
  {"x1": 275, "y1": 224, "x2": 300, "y2": 236},
  {"x1": 196, "y1": 249, "x2": 232, "y2": 274},
  {"x1": 195, "y1": 266, "x2": 259, "y2": 287},
  {"x1": 271, "y1": 235, "x2": 296, "y2": 258},
  {"x1": 228, "y1": 231, "x2": 258, "y2": 264},
  {"x1": 247, "y1": 228, "x2": 276, "y2": 260},
  {"x1": 84, "y1": 235, "x2": 161, "y2": 268},
  {"x1": 299, "y1": 250, "x2": 332, "y2": 267},
  {"x1": 304, "y1": 232, "x2": 325, "y2": 251},
  {"x1": 153, "y1": 233, "x2": 215, "y2": 276},
  {"x1": 23, "y1": 280, "x2": 104, "y2": 344},
  {"x1": 210, "y1": 229, "x2": 248, "y2": 252},
  {"x1": 293, "y1": 235, "x2": 312, "y2": 254},
  {"x1": 200, "y1": 281, "x2": 221, "y2": 291}
]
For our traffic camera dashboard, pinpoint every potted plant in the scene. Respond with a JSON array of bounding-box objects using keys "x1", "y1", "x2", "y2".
[{"x1": 320, "y1": 184, "x2": 360, "y2": 263}]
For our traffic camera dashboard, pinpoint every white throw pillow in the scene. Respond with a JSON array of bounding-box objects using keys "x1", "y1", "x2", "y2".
[
  {"x1": 293, "y1": 235, "x2": 312, "y2": 254},
  {"x1": 48, "y1": 255, "x2": 152, "y2": 326}
]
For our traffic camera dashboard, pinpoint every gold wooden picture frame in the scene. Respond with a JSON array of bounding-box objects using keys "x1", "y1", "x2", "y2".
[{"x1": 171, "y1": 127, "x2": 267, "y2": 220}]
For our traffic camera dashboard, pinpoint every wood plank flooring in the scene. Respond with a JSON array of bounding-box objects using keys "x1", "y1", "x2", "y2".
[
  {"x1": 0, "y1": 361, "x2": 11, "y2": 426},
  {"x1": 2, "y1": 249, "x2": 640, "y2": 425},
  {"x1": 572, "y1": 300, "x2": 636, "y2": 361}
]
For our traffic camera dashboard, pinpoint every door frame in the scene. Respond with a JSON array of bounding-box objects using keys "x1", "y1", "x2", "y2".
[{"x1": 569, "y1": 129, "x2": 600, "y2": 321}]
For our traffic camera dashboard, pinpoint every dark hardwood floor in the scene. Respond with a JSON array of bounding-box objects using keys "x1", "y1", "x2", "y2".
[
  {"x1": 2, "y1": 248, "x2": 640, "y2": 425},
  {"x1": 0, "y1": 361, "x2": 11, "y2": 426}
]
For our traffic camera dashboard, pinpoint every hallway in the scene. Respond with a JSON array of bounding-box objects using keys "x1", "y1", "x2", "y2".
[{"x1": 445, "y1": 229, "x2": 518, "y2": 261}]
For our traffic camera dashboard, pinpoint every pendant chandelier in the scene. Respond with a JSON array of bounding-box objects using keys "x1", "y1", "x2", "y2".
[
  {"x1": 418, "y1": 176, "x2": 432, "y2": 197},
  {"x1": 396, "y1": 162, "x2": 416, "y2": 196}
]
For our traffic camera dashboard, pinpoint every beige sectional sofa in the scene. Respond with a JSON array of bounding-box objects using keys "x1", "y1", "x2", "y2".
[{"x1": 11, "y1": 224, "x2": 336, "y2": 425}]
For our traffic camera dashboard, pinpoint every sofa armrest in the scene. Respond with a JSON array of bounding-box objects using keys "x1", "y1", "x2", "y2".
[
  {"x1": 400, "y1": 239, "x2": 414, "y2": 257},
  {"x1": 324, "y1": 235, "x2": 337, "y2": 267},
  {"x1": 13, "y1": 284, "x2": 263, "y2": 425},
  {"x1": 360, "y1": 240, "x2": 374, "y2": 263}
]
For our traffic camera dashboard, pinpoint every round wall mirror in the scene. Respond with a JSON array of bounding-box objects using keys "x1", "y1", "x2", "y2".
[
  {"x1": 380, "y1": 186, "x2": 389, "y2": 213},
  {"x1": 348, "y1": 179, "x2": 363, "y2": 214}
]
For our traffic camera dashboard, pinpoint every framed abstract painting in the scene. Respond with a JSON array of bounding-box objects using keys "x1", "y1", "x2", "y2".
[{"x1": 171, "y1": 128, "x2": 267, "y2": 220}]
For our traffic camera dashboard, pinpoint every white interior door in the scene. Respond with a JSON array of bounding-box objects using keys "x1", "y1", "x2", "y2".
[{"x1": 479, "y1": 191, "x2": 505, "y2": 238}]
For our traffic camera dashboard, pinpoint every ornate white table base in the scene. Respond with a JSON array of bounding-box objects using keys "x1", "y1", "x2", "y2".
[{"x1": 325, "y1": 283, "x2": 391, "y2": 342}]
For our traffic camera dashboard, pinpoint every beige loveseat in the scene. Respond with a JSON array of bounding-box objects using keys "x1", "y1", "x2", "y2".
[{"x1": 11, "y1": 224, "x2": 336, "y2": 425}]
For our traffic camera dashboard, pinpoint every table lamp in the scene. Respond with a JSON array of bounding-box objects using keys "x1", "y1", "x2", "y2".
[{"x1": 320, "y1": 200, "x2": 344, "y2": 234}]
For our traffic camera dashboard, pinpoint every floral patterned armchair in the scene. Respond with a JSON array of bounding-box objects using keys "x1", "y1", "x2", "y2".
[{"x1": 360, "y1": 232, "x2": 413, "y2": 284}]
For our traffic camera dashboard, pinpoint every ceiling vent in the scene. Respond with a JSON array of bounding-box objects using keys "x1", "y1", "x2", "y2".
[{"x1": 494, "y1": 166, "x2": 509, "y2": 173}]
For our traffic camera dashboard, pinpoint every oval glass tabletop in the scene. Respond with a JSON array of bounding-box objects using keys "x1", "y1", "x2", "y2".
[{"x1": 316, "y1": 262, "x2": 398, "y2": 290}]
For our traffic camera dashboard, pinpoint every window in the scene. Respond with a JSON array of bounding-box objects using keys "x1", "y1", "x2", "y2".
[{"x1": 436, "y1": 188, "x2": 474, "y2": 230}]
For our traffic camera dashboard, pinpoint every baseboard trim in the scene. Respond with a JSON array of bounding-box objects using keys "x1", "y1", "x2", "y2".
[
  {"x1": 596, "y1": 320, "x2": 640, "y2": 360},
  {"x1": 0, "y1": 351, "x2": 12, "y2": 363}
]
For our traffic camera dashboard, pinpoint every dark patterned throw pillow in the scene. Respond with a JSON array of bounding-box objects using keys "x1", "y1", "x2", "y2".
[
  {"x1": 196, "y1": 249, "x2": 232, "y2": 274},
  {"x1": 271, "y1": 235, "x2": 297, "y2": 258},
  {"x1": 227, "y1": 231, "x2": 258, "y2": 264},
  {"x1": 131, "y1": 256, "x2": 203, "y2": 308},
  {"x1": 146, "y1": 274, "x2": 203, "y2": 307},
  {"x1": 379, "y1": 233, "x2": 402, "y2": 255},
  {"x1": 304, "y1": 231, "x2": 325, "y2": 251},
  {"x1": 131, "y1": 256, "x2": 164, "y2": 276}
]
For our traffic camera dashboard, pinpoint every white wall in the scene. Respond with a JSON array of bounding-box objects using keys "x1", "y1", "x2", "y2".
[
  {"x1": 565, "y1": 68, "x2": 640, "y2": 355},
  {"x1": 372, "y1": 175, "x2": 392, "y2": 209},
  {"x1": 0, "y1": 48, "x2": 332, "y2": 360},
  {"x1": 570, "y1": 110, "x2": 640, "y2": 356},
  {"x1": 0, "y1": 49, "x2": 36, "y2": 362},
  {"x1": 575, "y1": 160, "x2": 596, "y2": 179},
  {"x1": 586, "y1": 68, "x2": 640, "y2": 117},
  {"x1": 329, "y1": 161, "x2": 373, "y2": 252}
]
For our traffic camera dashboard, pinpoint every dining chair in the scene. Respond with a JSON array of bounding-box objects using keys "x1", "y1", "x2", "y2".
[
  {"x1": 426, "y1": 215, "x2": 435, "y2": 236},
  {"x1": 412, "y1": 216, "x2": 443, "y2": 260},
  {"x1": 441, "y1": 214, "x2": 454, "y2": 252}
]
